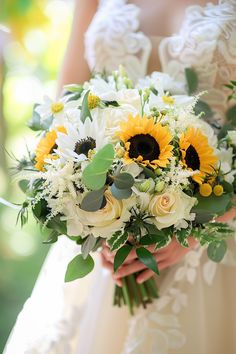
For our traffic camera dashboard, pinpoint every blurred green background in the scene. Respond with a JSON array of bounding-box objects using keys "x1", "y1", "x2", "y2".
[{"x1": 0, "y1": 0, "x2": 73, "y2": 351}]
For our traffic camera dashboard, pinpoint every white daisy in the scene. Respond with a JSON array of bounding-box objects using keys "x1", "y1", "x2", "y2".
[
  {"x1": 35, "y1": 95, "x2": 79, "y2": 124},
  {"x1": 55, "y1": 117, "x2": 108, "y2": 162}
]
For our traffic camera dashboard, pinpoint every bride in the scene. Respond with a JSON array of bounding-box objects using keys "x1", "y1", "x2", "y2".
[{"x1": 4, "y1": 1, "x2": 236, "y2": 353}]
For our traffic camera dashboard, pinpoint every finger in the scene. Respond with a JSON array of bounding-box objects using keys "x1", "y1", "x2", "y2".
[
  {"x1": 100, "y1": 253, "x2": 113, "y2": 272},
  {"x1": 114, "y1": 260, "x2": 147, "y2": 279},
  {"x1": 136, "y1": 269, "x2": 154, "y2": 283},
  {"x1": 112, "y1": 274, "x2": 122, "y2": 287},
  {"x1": 136, "y1": 260, "x2": 170, "y2": 284}
]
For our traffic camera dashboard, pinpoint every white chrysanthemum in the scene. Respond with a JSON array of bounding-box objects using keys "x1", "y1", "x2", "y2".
[
  {"x1": 36, "y1": 95, "x2": 79, "y2": 124},
  {"x1": 147, "y1": 92, "x2": 195, "y2": 113},
  {"x1": 217, "y1": 147, "x2": 235, "y2": 184},
  {"x1": 138, "y1": 72, "x2": 187, "y2": 95},
  {"x1": 55, "y1": 117, "x2": 108, "y2": 162}
]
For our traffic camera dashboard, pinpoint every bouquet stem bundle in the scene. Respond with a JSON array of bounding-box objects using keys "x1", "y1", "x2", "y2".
[{"x1": 113, "y1": 274, "x2": 158, "y2": 315}]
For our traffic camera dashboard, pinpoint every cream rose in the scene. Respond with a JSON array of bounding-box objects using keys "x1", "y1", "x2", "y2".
[
  {"x1": 149, "y1": 189, "x2": 196, "y2": 229},
  {"x1": 77, "y1": 190, "x2": 135, "y2": 238}
]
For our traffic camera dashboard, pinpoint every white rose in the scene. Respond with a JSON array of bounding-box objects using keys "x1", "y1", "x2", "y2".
[
  {"x1": 116, "y1": 89, "x2": 141, "y2": 112},
  {"x1": 228, "y1": 131, "x2": 236, "y2": 145},
  {"x1": 77, "y1": 190, "x2": 135, "y2": 238},
  {"x1": 149, "y1": 189, "x2": 196, "y2": 229},
  {"x1": 94, "y1": 104, "x2": 137, "y2": 141}
]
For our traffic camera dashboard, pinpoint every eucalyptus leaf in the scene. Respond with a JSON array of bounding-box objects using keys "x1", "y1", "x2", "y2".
[
  {"x1": 193, "y1": 193, "x2": 231, "y2": 216},
  {"x1": 80, "y1": 90, "x2": 92, "y2": 123},
  {"x1": 81, "y1": 235, "x2": 97, "y2": 259},
  {"x1": 82, "y1": 144, "x2": 115, "y2": 190},
  {"x1": 111, "y1": 184, "x2": 132, "y2": 200},
  {"x1": 82, "y1": 164, "x2": 107, "y2": 190},
  {"x1": 207, "y1": 240, "x2": 227, "y2": 263},
  {"x1": 80, "y1": 188, "x2": 105, "y2": 212},
  {"x1": 114, "y1": 244, "x2": 132, "y2": 272},
  {"x1": 92, "y1": 143, "x2": 115, "y2": 170},
  {"x1": 136, "y1": 247, "x2": 160, "y2": 275},
  {"x1": 114, "y1": 172, "x2": 134, "y2": 189},
  {"x1": 65, "y1": 254, "x2": 94, "y2": 282},
  {"x1": 185, "y1": 67, "x2": 198, "y2": 95}
]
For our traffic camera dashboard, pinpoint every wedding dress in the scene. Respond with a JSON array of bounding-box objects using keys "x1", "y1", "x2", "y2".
[{"x1": 4, "y1": 1, "x2": 236, "y2": 353}]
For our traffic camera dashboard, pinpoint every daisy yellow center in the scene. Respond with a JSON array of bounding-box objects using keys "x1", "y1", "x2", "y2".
[
  {"x1": 88, "y1": 93, "x2": 100, "y2": 109},
  {"x1": 51, "y1": 102, "x2": 64, "y2": 114},
  {"x1": 162, "y1": 95, "x2": 175, "y2": 105}
]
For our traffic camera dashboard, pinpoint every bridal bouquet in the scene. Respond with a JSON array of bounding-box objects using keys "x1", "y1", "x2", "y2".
[{"x1": 12, "y1": 69, "x2": 236, "y2": 314}]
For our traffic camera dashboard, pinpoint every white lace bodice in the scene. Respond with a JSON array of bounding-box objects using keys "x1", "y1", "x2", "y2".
[{"x1": 85, "y1": 0, "x2": 236, "y2": 123}]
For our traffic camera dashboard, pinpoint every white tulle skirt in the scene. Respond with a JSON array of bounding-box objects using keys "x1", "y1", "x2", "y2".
[{"x1": 4, "y1": 235, "x2": 236, "y2": 354}]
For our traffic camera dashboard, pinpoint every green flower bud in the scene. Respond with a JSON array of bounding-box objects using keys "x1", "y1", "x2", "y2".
[
  {"x1": 138, "y1": 179, "x2": 155, "y2": 193},
  {"x1": 155, "y1": 180, "x2": 165, "y2": 192},
  {"x1": 154, "y1": 168, "x2": 162, "y2": 176}
]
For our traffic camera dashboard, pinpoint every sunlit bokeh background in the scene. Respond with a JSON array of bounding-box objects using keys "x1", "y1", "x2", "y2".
[{"x1": 0, "y1": 1, "x2": 73, "y2": 350}]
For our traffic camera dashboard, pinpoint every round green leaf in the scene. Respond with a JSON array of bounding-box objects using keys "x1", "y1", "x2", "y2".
[
  {"x1": 111, "y1": 184, "x2": 132, "y2": 200},
  {"x1": 114, "y1": 172, "x2": 134, "y2": 189},
  {"x1": 82, "y1": 164, "x2": 107, "y2": 190},
  {"x1": 65, "y1": 254, "x2": 94, "y2": 282},
  {"x1": 80, "y1": 188, "x2": 105, "y2": 212},
  {"x1": 207, "y1": 240, "x2": 227, "y2": 263}
]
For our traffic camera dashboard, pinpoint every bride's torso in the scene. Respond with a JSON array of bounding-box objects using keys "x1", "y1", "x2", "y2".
[{"x1": 85, "y1": 0, "x2": 236, "y2": 124}]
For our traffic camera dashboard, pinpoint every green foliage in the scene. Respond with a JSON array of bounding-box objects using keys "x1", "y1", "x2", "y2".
[
  {"x1": 80, "y1": 90, "x2": 92, "y2": 123},
  {"x1": 185, "y1": 67, "x2": 198, "y2": 95},
  {"x1": 42, "y1": 230, "x2": 58, "y2": 244},
  {"x1": 28, "y1": 105, "x2": 52, "y2": 131},
  {"x1": 207, "y1": 240, "x2": 227, "y2": 263},
  {"x1": 140, "y1": 232, "x2": 171, "y2": 249},
  {"x1": 46, "y1": 215, "x2": 67, "y2": 235},
  {"x1": 114, "y1": 244, "x2": 132, "y2": 272},
  {"x1": 65, "y1": 254, "x2": 94, "y2": 282},
  {"x1": 80, "y1": 188, "x2": 106, "y2": 212},
  {"x1": 114, "y1": 172, "x2": 134, "y2": 189},
  {"x1": 136, "y1": 247, "x2": 159, "y2": 275},
  {"x1": 82, "y1": 144, "x2": 115, "y2": 190},
  {"x1": 193, "y1": 193, "x2": 232, "y2": 223},
  {"x1": 81, "y1": 235, "x2": 97, "y2": 259},
  {"x1": 18, "y1": 179, "x2": 30, "y2": 193},
  {"x1": 194, "y1": 100, "x2": 213, "y2": 119},
  {"x1": 111, "y1": 184, "x2": 132, "y2": 200},
  {"x1": 107, "y1": 231, "x2": 129, "y2": 252},
  {"x1": 175, "y1": 228, "x2": 191, "y2": 248},
  {"x1": 226, "y1": 105, "x2": 236, "y2": 126}
]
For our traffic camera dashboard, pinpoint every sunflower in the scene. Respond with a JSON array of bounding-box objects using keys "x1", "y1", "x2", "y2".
[
  {"x1": 179, "y1": 127, "x2": 218, "y2": 184},
  {"x1": 35, "y1": 126, "x2": 66, "y2": 171},
  {"x1": 118, "y1": 114, "x2": 173, "y2": 168}
]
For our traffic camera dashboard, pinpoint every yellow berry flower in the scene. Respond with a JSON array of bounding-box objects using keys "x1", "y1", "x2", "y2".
[
  {"x1": 35, "y1": 126, "x2": 66, "y2": 171},
  {"x1": 199, "y1": 183, "x2": 212, "y2": 197},
  {"x1": 88, "y1": 93, "x2": 100, "y2": 110},
  {"x1": 213, "y1": 184, "x2": 224, "y2": 197}
]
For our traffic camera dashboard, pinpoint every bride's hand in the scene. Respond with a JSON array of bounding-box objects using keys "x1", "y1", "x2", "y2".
[{"x1": 101, "y1": 237, "x2": 198, "y2": 286}]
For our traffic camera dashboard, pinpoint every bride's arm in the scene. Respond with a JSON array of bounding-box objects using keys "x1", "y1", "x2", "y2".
[{"x1": 57, "y1": 0, "x2": 98, "y2": 95}]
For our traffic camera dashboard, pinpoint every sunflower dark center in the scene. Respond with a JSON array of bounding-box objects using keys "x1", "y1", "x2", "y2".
[
  {"x1": 185, "y1": 145, "x2": 200, "y2": 170},
  {"x1": 74, "y1": 137, "x2": 96, "y2": 157},
  {"x1": 50, "y1": 144, "x2": 57, "y2": 153},
  {"x1": 128, "y1": 134, "x2": 160, "y2": 161}
]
